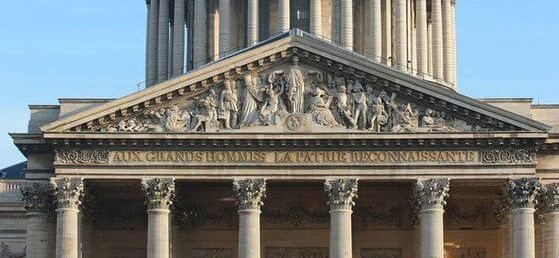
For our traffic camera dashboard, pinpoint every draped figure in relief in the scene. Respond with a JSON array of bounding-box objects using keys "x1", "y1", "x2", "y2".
[{"x1": 239, "y1": 74, "x2": 264, "y2": 126}]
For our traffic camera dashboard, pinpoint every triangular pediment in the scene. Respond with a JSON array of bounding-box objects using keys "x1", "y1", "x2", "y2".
[{"x1": 40, "y1": 34, "x2": 550, "y2": 135}]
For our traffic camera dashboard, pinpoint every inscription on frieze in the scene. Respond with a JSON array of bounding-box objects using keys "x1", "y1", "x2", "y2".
[{"x1": 54, "y1": 148, "x2": 537, "y2": 166}]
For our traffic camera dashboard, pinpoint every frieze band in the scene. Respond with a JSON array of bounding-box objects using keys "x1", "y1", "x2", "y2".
[{"x1": 54, "y1": 148, "x2": 537, "y2": 166}]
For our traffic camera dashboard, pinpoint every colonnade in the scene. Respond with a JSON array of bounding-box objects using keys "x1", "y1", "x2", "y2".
[
  {"x1": 22, "y1": 177, "x2": 557, "y2": 258},
  {"x1": 144, "y1": 0, "x2": 457, "y2": 88}
]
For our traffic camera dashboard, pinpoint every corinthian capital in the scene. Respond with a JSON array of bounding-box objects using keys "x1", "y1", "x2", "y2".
[
  {"x1": 415, "y1": 178, "x2": 450, "y2": 210},
  {"x1": 233, "y1": 178, "x2": 266, "y2": 210},
  {"x1": 141, "y1": 177, "x2": 176, "y2": 210},
  {"x1": 505, "y1": 178, "x2": 541, "y2": 209},
  {"x1": 21, "y1": 183, "x2": 52, "y2": 213},
  {"x1": 50, "y1": 177, "x2": 84, "y2": 210},
  {"x1": 540, "y1": 183, "x2": 559, "y2": 213},
  {"x1": 324, "y1": 178, "x2": 358, "y2": 210}
]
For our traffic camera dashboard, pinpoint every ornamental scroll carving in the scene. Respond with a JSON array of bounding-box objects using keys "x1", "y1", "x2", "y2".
[
  {"x1": 233, "y1": 178, "x2": 266, "y2": 210},
  {"x1": 141, "y1": 177, "x2": 176, "y2": 210},
  {"x1": 50, "y1": 177, "x2": 84, "y2": 210},
  {"x1": 415, "y1": 178, "x2": 450, "y2": 210},
  {"x1": 265, "y1": 248, "x2": 328, "y2": 258},
  {"x1": 481, "y1": 148, "x2": 536, "y2": 165},
  {"x1": 504, "y1": 178, "x2": 541, "y2": 209},
  {"x1": 356, "y1": 206, "x2": 404, "y2": 229},
  {"x1": 539, "y1": 183, "x2": 559, "y2": 213},
  {"x1": 91, "y1": 56, "x2": 487, "y2": 134},
  {"x1": 263, "y1": 202, "x2": 329, "y2": 228},
  {"x1": 192, "y1": 249, "x2": 232, "y2": 258},
  {"x1": 361, "y1": 249, "x2": 402, "y2": 258},
  {"x1": 55, "y1": 148, "x2": 109, "y2": 165},
  {"x1": 324, "y1": 178, "x2": 358, "y2": 210}
]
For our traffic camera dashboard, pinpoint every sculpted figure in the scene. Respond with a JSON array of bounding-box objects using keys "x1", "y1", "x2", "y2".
[
  {"x1": 259, "y1": 83, "x2": 284, "y2": 125},
  {"x1": 191, "y1": 90, "x2": 219, "y2": 132},
  {"x1": 308, "y1": 87, "x2": 339, "y2": 126},
  {"x1": 391, "y1": 104, "x2": 418, "y2": 133},
  {"x1": 218, "y1": 80, "x2": 239, "y2": 129},
  {"x1": 350, "y1": 80, "x2": 367, "y2": 129},
  {"x1": 332, "y1": 81, "x2": 357, "y2": 128},
  {"x1": 239, "y1": 74, "x2": 265, "y2": 126},
  {"x1": 271, "y1": 56, "x2": 306, "y2": 113},
  {"x1": 368, "y1": 97, "x2": 388, "y2": 132}
]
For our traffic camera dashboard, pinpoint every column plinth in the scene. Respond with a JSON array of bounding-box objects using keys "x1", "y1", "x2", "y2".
[
  {"x1": 234, "y1": 178, "x2": 266, "y2": 258},
  {"x1": 51, "y1": 178, "x2": 84, "y2": 258},
  {"x1": 415, "y1": 178, "x2": 450, "y2": 258},
  {"x1": 142, "y1": 177, "x2": 176, "y2": 258},
  {"x1": 505, "y1": 178, "x2": 541, "y2": 258},
  {"x1": 324, "y1": 178, "x2": 358, "y2": 258}
]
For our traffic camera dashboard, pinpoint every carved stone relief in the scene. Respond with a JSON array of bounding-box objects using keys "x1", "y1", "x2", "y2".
[
  {"x1": 356, "y1": 207, "x2": 404, "y2": 229},
  {"x1": 263, "y1": 202, "x2": 329, "y2": 228},
  {"x1": 445, "y1": 203, "x2": 489, "y2": 230},
  {"x1": 265, "y1": 247, "x2": 328, "y2": 258},
  {"x1": 481, "y1": 149, "x2": 536, "y2": 165},
  {"x1": 360, "y1": 248, "x2": 402, "y2": 258},
  {"x1": 175, "y1": 203, "x2": 235, "y2": 229},
  {"x1": 192, "y1": 249, "x2": 232, "y2": 258},
  {"x1": 90, "y1": 57, "x2": 489, "y2": 134}
]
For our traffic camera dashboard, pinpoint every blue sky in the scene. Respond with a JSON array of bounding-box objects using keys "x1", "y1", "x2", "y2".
[{"x1": 0, "y1": 0, "x2": 558, "y2": 168}]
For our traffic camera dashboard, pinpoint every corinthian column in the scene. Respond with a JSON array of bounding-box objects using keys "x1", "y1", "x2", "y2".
[
  {"x1": 142, "y1": 178, "x2": 176, "y2": 258},
  {"x1": 541, "y1": 183, "x2": 559, "y2": 258},
  {"x1": 416, "y1": 178, "x2": 450, "y2": 258},
  {"x1": 247, "y1": 0, "x2": 259, "y2": 45},
  {"x1": 340, "y1": 0, "x2": 353, "y2": 50},
  {"x1": 147, "y1": 0, "x2": 159, "y2": 86},
  {"x1": 193, "y1": 0, "x2": 207, "y2": 69},
  {"x1": 325, "y1": 178, "x2": 358, "y2": 258},
  {"x1": 51, "y1": 178, "x2": 84, "y2": 258},
  {"x1": 21, "y1": 183, "x2": 52, "y2": 258},
  {"x1": 172, "y1": 0, "x2": 186, "y2": 77},
  {"x1": 157, "y1": 0, "x2": 170, "y2": 81},
  {"x1": 431, "y1": 0, "x2": 444, "y2": 80},
  {"x1": 505, "y1": 178, "x2": 541, "y2": 258},
  {"x1": 415, "y1": 0, "x2": 428, "y2": 75},
  {"x1": 279, "y1": 0, "x2": 290, "y2": 32},
  {"x1": 233, "y1": 178, "x2": 266, "y2": 258},
  {"x1": 310, "y1": 0, "x2": 322, "y2": 36},
  {"x1": 442, "y1": 0, "x2": 453, "y2": 84}
]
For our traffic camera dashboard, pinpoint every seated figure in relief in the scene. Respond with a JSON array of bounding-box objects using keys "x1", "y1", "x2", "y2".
[
  {"x1": 191, "y1": 90, "x2": 219, "y2": 132},
  {"x1": 308, "y1": 87, "x2": 339, "y2": 127},
  {"x1": 259, "y1": 82, "x2": 285, "y2": 126}
]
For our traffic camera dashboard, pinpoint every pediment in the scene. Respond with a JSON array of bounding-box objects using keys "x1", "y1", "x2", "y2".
[{"x1": 40, "y1": 35, "x2": 549, "y2": 135}]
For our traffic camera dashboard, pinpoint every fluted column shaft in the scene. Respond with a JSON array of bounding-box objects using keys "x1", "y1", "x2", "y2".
[
  {"x1": 147, "y1": 0, "x2": 160, "y2": 86},
  {"x1": 450, "y1": 0, "x2": 457, "y2": 86},
  {"x1": 431, "y1": 0, "x2": 444, "y2": 80},
  {"x1": 172, "y1": 0, "x2": 186, "y2": 77},
  {"x1": 310, "y1": 0, "x2": 322, "y2": 36},
  {"x1": 247, "y1": 0, "x2": 259, "y2": 45},
  {"x1": 416, "y1": 178, "x2": 450, "y2": 258},
  {"x1": 325, "y1": 178, "x2": 358, "y2": 258},
  {"x1": 442, "y1": 0, "x2": 454, "y2": 84},
  {"x1": 279, "y1": 0, "x2": 290, "y2": 32},
  {"x1": 234, "y1": 178, "x2": 266, "y2": 258},
  {"x1": 51, "y1": 178, "x2": 84, "y2": 258},
  {"x1": 415, "y1": 0, "x2": 428, "y2": 75},
  {"x1": 383, "y1": 0, "x2": 392, "y2": 66},
  {"x1": 142, "y1": 178, "x2": 175, "y2": 258},
  {"x1": 394, "y1": 0, "x2": 407, "y2": 70},
  {"x1": 218, "y1": 0, "x2": 231, "y2": 57},
  {"x1": 505, "y1": 178, "x2": 540, "y2": 258},
  {"x1": 157, "y1": 0, "x2": 170, "y2": 81},
  {"x1": 193, "y1": 0, "x2": 207, "y2": 68},
  {"x1": 340, "y1": 0, "x2": 353, "y2": 50},
  {"x1": 22, "y1": 183, "x2": 52, "y2": 258},
  {"x1": 366, "y1": 0, "x2": 382, "y2": 62}
]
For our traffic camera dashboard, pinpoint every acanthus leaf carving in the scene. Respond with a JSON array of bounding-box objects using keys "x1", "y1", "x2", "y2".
[
  {"x1": 233, "y1": 178, "x2": 266, "y2": 210},
  {"x1": 21, "y1": 183, "x2": 53, "y2": 213},
  {"x1": 539, "y1": 183, "x2": 559, "y2": 213},
  {"x1": 324, "y1": 178, "x2": 358, "y2": 210},
  {"x1": 504, "y1": 178, "x2": 541, "y2": 209},
  {"x1": 141, "y1": 177, "x2": 176, "y2": 210},
  {"x1": 415, "y1": 178, "x2": 450, "y2": 210},
  {"x1": 50, "y1": 177, "x2": 84, "y2": 210}
]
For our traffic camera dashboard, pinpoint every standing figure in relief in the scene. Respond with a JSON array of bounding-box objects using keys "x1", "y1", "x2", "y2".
[
  {"x1": 271, "y1": 56, "x2": 306, "y2": 113},
  {"x1": 351, "y1": 80, "x2": 368, "y2": 129},
  {"x1": 239, "y1": 74, "x2": 264, "y2": 126},
  {"x1": 218, "y1": 80, "x2": 239, "y2": 129},
  {"x1": 259, "y1": 83, "x2": 284, "y2": 125},
  {"x1": 333, "y1": 83, "x2": 357, "y2": 128},
  {"x1": 368, "y1": 96, "x2": 388, "y2": 132},
  {"x1": 308, "y1": 87, "x2": 339, "y2": 126}
]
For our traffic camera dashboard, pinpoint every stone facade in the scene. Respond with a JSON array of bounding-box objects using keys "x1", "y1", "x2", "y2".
[{"x1": 1, "y1": 1, "x2": 559, "y2": 258}]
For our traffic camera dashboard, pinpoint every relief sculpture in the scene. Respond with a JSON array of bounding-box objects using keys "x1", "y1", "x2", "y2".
[{"x1": 98, "y1": 56, "x2": 482, "y2": 133}]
